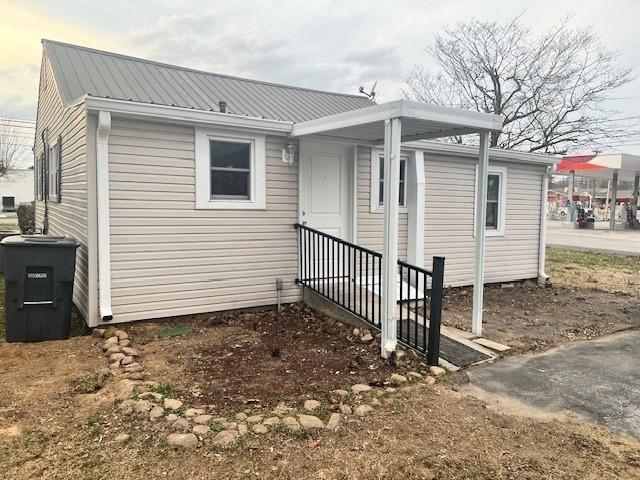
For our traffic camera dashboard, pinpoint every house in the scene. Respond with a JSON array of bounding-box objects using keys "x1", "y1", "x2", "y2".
[
  {"x1": 0, "y1": 169, "x2": 34, "y2": 210},
  {"x1": 33, "y1": 40, "x2": 558, "y2": 356}
]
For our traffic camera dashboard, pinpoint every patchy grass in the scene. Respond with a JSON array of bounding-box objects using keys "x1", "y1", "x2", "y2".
[
  {"x1": 149, "y1": 383, "x2": 174, "y2": 398},
  {"x1": 547, "y1": 247, "x2": 640, "y2": 296}
]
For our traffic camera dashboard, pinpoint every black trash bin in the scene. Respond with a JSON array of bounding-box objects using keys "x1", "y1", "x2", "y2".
[{"x1": 1, "y1": 235, "x2": 79, "y2": 342}]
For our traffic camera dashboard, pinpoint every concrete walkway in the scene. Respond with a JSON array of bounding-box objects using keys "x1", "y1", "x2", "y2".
[
  {"x1": 547, "y1": 221, "x2": 640, "y2": 255},
  {"x1": 466, "y1": 331, "x2": 640, "y2": 440}
]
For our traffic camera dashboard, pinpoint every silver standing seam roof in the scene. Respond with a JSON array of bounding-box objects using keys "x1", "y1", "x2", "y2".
[{"x1": 43, "y1": 39, "x2": 375, "y2": 123}]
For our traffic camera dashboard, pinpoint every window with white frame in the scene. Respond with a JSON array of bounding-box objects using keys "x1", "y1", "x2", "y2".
[
  {"x1": 475, "y1": 165, "x2": 507, "y2": 236},
  {"x1": 48, "y1": 141, "x2": 59, "y2": 201},
  {"x1": 370, "y1": 150, "x2": 408, "y2": 213},
  {"x1": 195, "y1": 128, "x2": 266, "y2": 210}
]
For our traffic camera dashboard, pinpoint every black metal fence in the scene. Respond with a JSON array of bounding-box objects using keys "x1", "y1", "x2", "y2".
[
  {"x1": 295, "y1": 223, "x2": 382, "y2": 328},
  {"x1": 295, "y1": 223, "x2": 445, "y2": 365}
]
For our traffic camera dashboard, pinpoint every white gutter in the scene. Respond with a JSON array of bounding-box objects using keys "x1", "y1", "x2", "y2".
[
  {"x1": 84, "y1": 96, "x2": 293, "y2": 134},
  {"x1": 96, "y1": 111, "x2": 113, "y2": 321},
  {"x1": 538, "y1": 164, "x2": 554, "y2": 284}
]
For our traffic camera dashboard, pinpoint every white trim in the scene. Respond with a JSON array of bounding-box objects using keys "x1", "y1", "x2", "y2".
[
  {"x1": 370, "y1": 148, "x2": 409, "y2": 214},
  {"x1": 538, "y1": 165, "x2": 553, "y2": 283},
  {"x1": 85, "y1": 113, "x2": 99, "y2": 327},
  {"x1": 407, "y1": 150, "x2": 425, "y2": 268},
  {"x1": 290, "y1": 99, "x2": 504, "y2": 138},
  {"x1": 194, "y1": 127, "x2": 266, "y2": 210},
  {"x1": 85, "y1": 96, "x2": 293, "y2": 134},
  {"x1": 352, "y1": 145, "x2": 358, "y2": 243},
  {"x1": 96, "y1": 111, "x2": 113, "y2": 322},
  {"x1": 472, "y1": 132, "x2": 490, "y2": 336},
  {"x1": 47, "y1": 138, "x2": 59, "y2": 202},
  {"x1": 474, "y1": 165, "x2": 507, "y2": 237}
]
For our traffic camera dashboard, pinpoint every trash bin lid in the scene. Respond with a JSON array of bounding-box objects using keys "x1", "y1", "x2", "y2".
[{"x1": 0, "y1": 235, "x2": 78, "y2": 248}]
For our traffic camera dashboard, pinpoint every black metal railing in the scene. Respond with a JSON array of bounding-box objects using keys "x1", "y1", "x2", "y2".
[
  {"x1": 295, "y1": 223, "x2": 382, "y2": 328},
  {"x1": 295, "y1": 223, "x2": 445, "y2": 366},
  {"x1": 397, "y1": 257, "x2": 445, "y2": 366}
]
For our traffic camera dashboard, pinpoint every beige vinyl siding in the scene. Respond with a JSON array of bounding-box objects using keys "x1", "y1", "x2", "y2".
[
  {"x1": 423, "y1": 155, "x2": 543, "y2": 286},
  {"x1": 356, "y1": 146, "x2": 408, "y2": 258},
  {"x1": 108, "y1": 118, "x2": 300, "y2": 322},
  {"x1": 34, "y1": 54, "x2": 89, "y2": 319}
]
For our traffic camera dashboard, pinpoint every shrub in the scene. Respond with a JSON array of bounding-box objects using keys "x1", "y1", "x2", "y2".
[{"x1": 17, "y1": 202, "x2": 35, "y2": 234}]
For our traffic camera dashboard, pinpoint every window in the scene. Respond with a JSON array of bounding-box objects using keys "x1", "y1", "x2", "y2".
[
  {"x1": 47, "y1": 140, "x2": 59, "y2": 201},
  {"x1": 474, "y1": 165, "x2": 507, "y2": 236},
  {"x1": 195, "y1": 129, "x2": 266, "y2": 210},
  {"x1": 370, "y1": 150, "x2": 408, "y2": 213}
]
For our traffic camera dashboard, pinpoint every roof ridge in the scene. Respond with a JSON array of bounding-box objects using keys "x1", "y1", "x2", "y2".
[{"x1": 41, "y1": 39, "x2": 375, "y2": 102}]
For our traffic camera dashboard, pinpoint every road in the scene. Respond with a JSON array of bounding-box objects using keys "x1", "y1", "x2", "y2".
[
  {"x1": 465, "y1": 331, "x2": 640, "y2": 440},
  {"x1": 547, "y1": 221, "x2": 640, "y2": 255}
]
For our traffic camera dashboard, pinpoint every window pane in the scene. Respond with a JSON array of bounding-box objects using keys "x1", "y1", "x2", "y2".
[
  {"x1": 211, "y1": 170, "x2": 250, "y2": 198},
  {"x1": 486, "y1": 202, "x2": 498, "y2": 228},
  {"x1": 487, "y1": 174, "x2": 500, "y2": 202},
  {"x1": 399, "y1": 160, "x2": 406, "y2": 206},
  {"x1": 378, "y1": 156, "x2": 407, "y2": 207},
  {"x1": 210, "y1": 140, "x2": 250, "y2": 169}
]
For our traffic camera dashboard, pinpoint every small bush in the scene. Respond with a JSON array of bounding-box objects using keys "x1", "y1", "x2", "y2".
[
  {"x1": 150, "y1": 383, "x2": 174, "y2": 398},
  {"x1": 17, "y1": 202, "x2": 35, "y2": 234}
]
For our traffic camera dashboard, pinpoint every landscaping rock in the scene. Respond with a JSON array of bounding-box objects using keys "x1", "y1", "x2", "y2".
[
  {"x1": 392, "y1": 349, "x2": 406, "y2": 362},
  {"x1": 194, "y1": 414, "x2": 213, "y2": 424},
  {"x1": 118, "y1": 399, "x2": 136, "y2": 413},
  {"x1": 360, "y1": 333, "x2": 374, "y2": 343},
  {"x1": 149, "y1": 406, "x2": 164, "y2": 420},
  {"x1": 237, "y1": 423, "x2": 248, "y2": 436},
  {"x1": 352, "y1": 328, "x2": 361, "y2": 337},
  {"x1": 164, "y1": 398, "x2": 184, "y2": 410},
  {"x1": 297, "y1": 414, "x2": 324, "y2": 430},
  {"x1": 122, "y1": 372, "x2": 145, "y2": 380},
  {"x1": 221, "y1": 422, "x2": 238, "y2": 430},
  {"x1": 351, "y1": 384, "x2": 372, "y2": 394},
  {"x1": 303, "y1": 400, "x2": 321, "y2": 411},
  {"x1": 121, "y1": 356, "x2": 134, "y2": 366},
  {"x1": 246, "y1": 415, "x2": 263, "y2": 424},
  {"x1": 252, "y1": 424, "x2": 268, "y2": 434},
  {"x1": 193, "y1": 424, "x2": 210, "y2": 436},
  {"x1": 109, "y1": 352, "x2": 126, "y2": 362},
  {"x1": 407, "y1": 371, "x2": 424, "y2": 381},
  {"x1": 272, "y1": 402, "x2": 293, "y2": 416},
  {"x1": 124, "y1": 364, "x2": 143, "y2": 373},
  {"x1": 282, "y1": 416, "x2": 301, "y2": 431},
  {"x1": 235, "y1": 412, "x2": 247, "y2": 421},
  {"x1": 166, "y1": 413, "x2": 178, "y2": 422},
  {"x1": 114, "y1": 433, "x2": 130, "y2": 443},
  {"x1": 92, "y1": 328, "x2": 106, "y2": 338},
  {"x1": 429, "y1": 366, "x2": 446, "y2": 377},
  {"x1": 425, "y1": 375, "x2": 436, "y2": 385},
  {"x1": 134, "y1": 400, "x2": 154, "y2": 413},
  {"x1": 370, "y1": 398, "x2": 382, "y2": 407},
  {"x1": 354, "y1": 405, "x2": 374, "y2": 417},
  {"x1": 166, "y1": 433, "x2": 198, "y2": 449},
  {"x1": 103, "y1": 326, "x2": 118, "y2": 339},
  {"x1": 389, "y1": 373, "x2": 408, "y2": 385},
  {"x1": 327, "y1": 413, "x2": 341, "y2": 430},
  {"x1": 331, "y1": 389, "x2": 350, "y2": 398},
  {"x1": 338, "y1": 404, "x2": 352, "y2": 415},
  {"x1": 138, "y1": 392, "x2": 163, "y2": 402},
  {"x1": 212, "y1": 430, "x2": 238, "y2": 446},
  {"x1": 109, "y1": 361, "x2": 121, "y2": 370},
  {"x1": 104, "y1": 345, "x2": 120, "y2": 356},
  {"x1": 102, "y1": 338, "x2": 118, "y2": 350},
  {"x1": 121, "y1": 346, "x2": 139, "y2": 356},
  {"x1": 262, "y1": 417, "x2": 280, "y2": 427},
  {"x1": 172, "y1": 418, "x2": 191, "y2": 432},
  {"x1": 185, "y1": 408, "x2": 205, "y2": 417},
  {"x1": 385, "y1": 387, "x2": 397, "y2": 393},
  {"x1": 115, "y1": 330, "x2": 129, "y2": 340},
  {"x1": 119, "y1": 339, "x2": 131, "y2": 348}
]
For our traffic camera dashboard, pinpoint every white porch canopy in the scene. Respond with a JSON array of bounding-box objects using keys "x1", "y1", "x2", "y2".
[{"x1": 291, "y1": 99, "x2": 504, "y2": 357}]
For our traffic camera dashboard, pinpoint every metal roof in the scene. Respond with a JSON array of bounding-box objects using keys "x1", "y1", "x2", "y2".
[{"x1": 43, "y1": 39, "x2": 375, "y2": 123}]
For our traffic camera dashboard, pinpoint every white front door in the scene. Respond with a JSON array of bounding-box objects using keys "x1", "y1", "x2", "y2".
[{"x1": 299, "y1": 140, "x2": 352, "y2": 240}]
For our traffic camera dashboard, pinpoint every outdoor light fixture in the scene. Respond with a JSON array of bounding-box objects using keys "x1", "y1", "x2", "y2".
[{"x1": 282, "y1": 143, "x2": 297, "y2": 165}]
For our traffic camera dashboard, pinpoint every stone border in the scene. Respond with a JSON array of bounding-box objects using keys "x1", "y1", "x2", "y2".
[{"x1": 92, "y1": 324, "x2": 446, "y2": 449}]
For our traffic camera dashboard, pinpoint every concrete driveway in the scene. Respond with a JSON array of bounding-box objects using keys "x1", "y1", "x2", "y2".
[
  {"x1": 465, "y1": 331, "x2": 640, "y2": 440},
  {"x1": 547, "y1": 221, "x2": 640, "y2": 255}
]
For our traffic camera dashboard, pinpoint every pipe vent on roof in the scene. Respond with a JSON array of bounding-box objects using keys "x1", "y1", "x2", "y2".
[{"x1": 218, "y1": 101, "x2": 227, "y2": 113}]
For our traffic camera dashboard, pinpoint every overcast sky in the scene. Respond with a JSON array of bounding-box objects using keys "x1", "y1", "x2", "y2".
[{"x1": 2, "y1": 0, "x2": 639, "y2": 153}]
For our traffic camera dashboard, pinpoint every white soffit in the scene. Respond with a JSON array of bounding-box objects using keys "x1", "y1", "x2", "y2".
[{"x1": 290, "y1": 99, "x2": 504, "y2": 142}]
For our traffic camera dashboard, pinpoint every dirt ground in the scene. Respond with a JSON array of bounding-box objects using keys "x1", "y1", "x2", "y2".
[
  {"x1": 443, "y1": 248, "x2": 640, "y2": 354},
  {"x1": 129, "y1": 303, "x2": 397, "y2": 410},
  {"x1": 0, "y1": 327, "x2": 639, "y2": 480}
]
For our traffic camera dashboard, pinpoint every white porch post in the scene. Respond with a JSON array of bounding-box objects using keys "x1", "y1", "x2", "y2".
[
  {"x1": 472, "y1": 132, "x2": 490, "y2": 336},
  {"x1": 381, "y1": 117, "x2": 402, "y2": 358},
  {"x1": 407, "y1": 150, "x2": 425, "y2": 268},
  {"x1": 609, "y1": 170, "x2": 619, "y2": 230}
]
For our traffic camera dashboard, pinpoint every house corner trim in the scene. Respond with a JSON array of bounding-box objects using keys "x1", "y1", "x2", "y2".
[{"x1": 96, "y1": 111, "x2": 113, "y2": 321}]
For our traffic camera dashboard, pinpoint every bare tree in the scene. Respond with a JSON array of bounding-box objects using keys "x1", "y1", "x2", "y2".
[
  {"x1": 404, "y1": 15, "x2": 638, "y2": 154},
  {"x1": 0, "y1": 117, "x2": 31, "y2": 177}
]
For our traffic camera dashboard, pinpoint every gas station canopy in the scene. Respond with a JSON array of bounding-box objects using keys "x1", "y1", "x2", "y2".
[{"x1": 557, "y1": 153, "x2": 640, "y2": 180}]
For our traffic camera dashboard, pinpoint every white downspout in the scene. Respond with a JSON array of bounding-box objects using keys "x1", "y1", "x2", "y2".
[
  {"x1": 538, "y1": 165, "x2": 553, "y2": 284},
  {"x1": 96, "y1": 111, "x2": 113, "y2": 321},
  {"x1": 472, "y1": 132, "x2": 490, "y2": 336},
  {"x1": 380, "y1": 117, "x2": 402, "y2": 358},
  {"x1": 407, "y1": 150, "x2": 425, "y2": 268}
]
